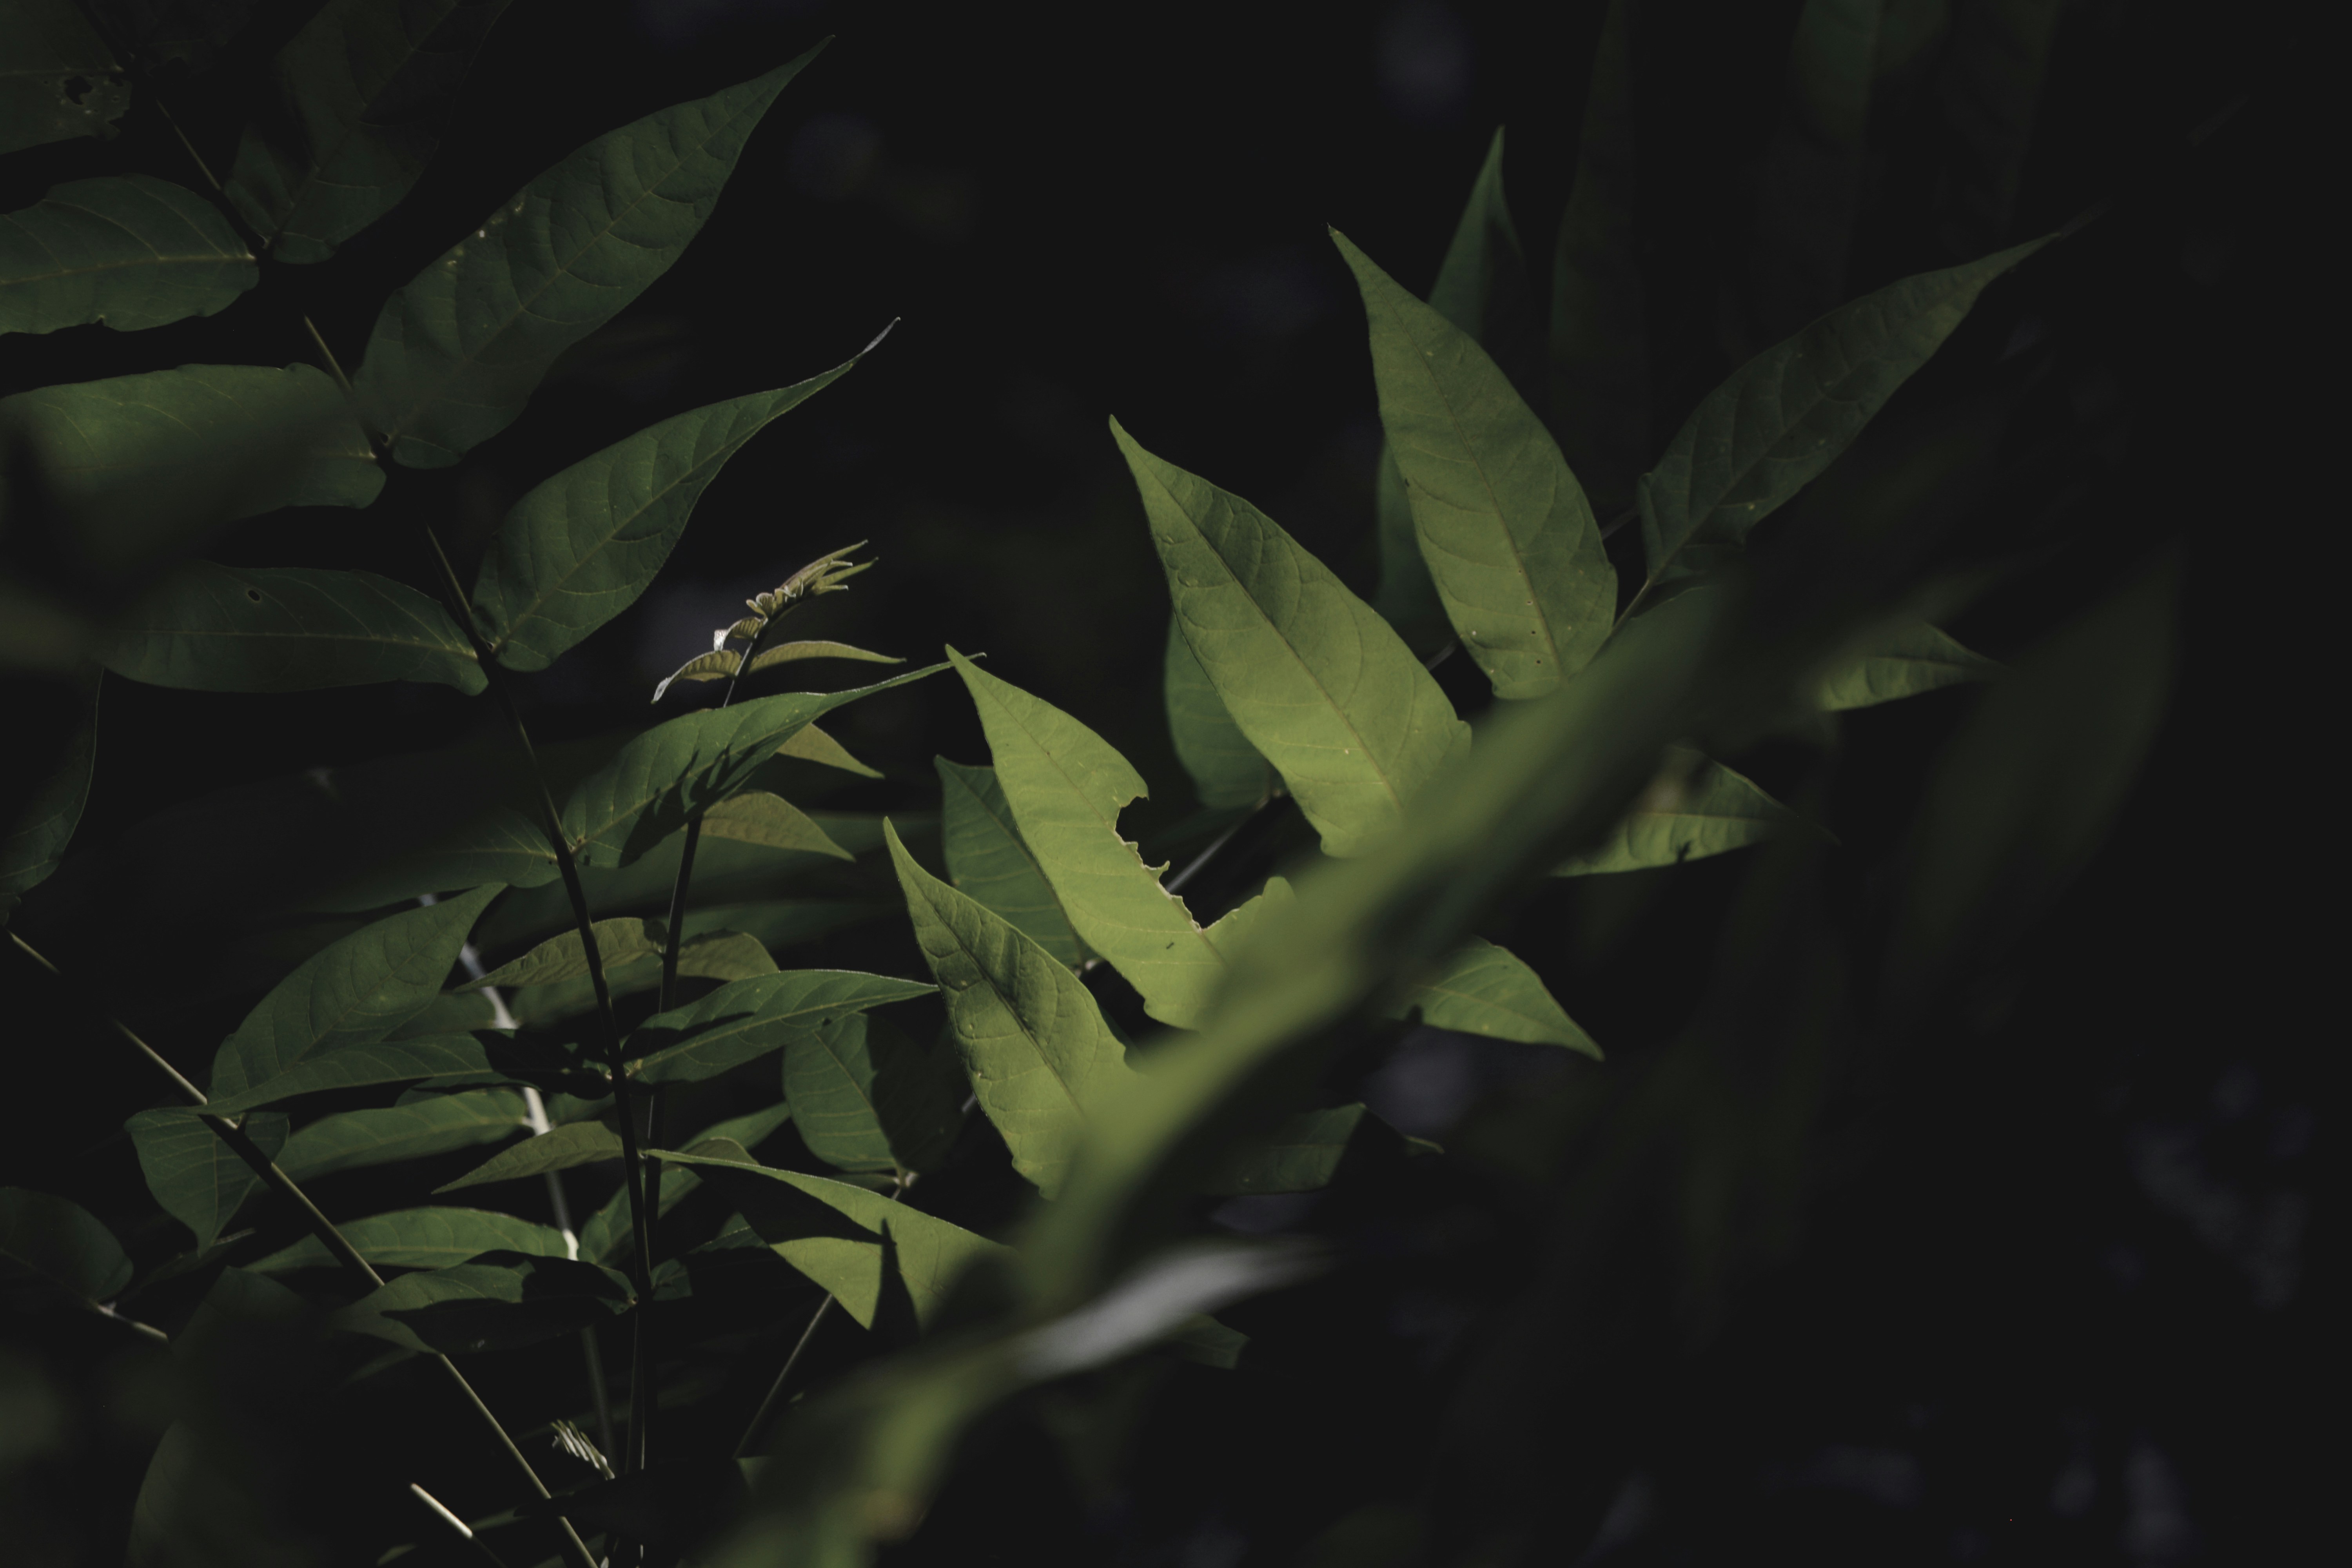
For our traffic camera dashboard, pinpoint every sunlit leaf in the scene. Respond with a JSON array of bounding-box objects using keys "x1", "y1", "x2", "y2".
[
  {"x1": 225, "y1": 0, "x2": 513, "y2": 264},
  {"x1": 250, "y1": 1205, "x2": 564, "y2": 1273},
  {"x1": 473, "y1": 367, "x2": 866, "y2": 671},
  {"x1": 1390, "y1": 936, "x2": 1598, "y2": 1056},
  {"x1": 435, "y1": 1121, "x2": 621, "y2": 1192},
  {"x1": 777, "y1": 723, "x2": 882, "y2": 779},
  {"x1": 1, "y1": 670, "x2": 96, "y2": 916},
  {"x1": 328, "y1": 1250, "x2": 631, "y2": 1353},
  {"x1": 885, "y1": 821, "x2": 1129, "y2": 1196},
  {"x1": 0, "y1": 176, "x2": 254, "y2": 335},
  {"x1": 1813, "y1": 619, "x2": 2000, "y2": 710},
  {"x1": 1550, "y1": 748, "x2": 1802, "y2": 876},
  {"x1": 747, "y1": 640, "x2": 902, "y2": 675},
  {"x1": 785, "y1": 1013, "x2": 964, "y2": 1176},
  {"x1": 701, "y1": 793, "x2": 854, "y2": 857},
  {"x1": 125, "y1": 1109, "x2": 287, "y2": 1250},
  {"x1": 935, "y1": 757, "x2": 1088, "y2": 968},
  {"x1": 355, "y1": 45, "x2": 825, "y2": 466},
  {"x1": 0, "y1": 0, "x2": 131, "y2": 154},
  {"x1": 1115, "y1": 421, "x2": 1468, "y2": 857},
  {"x1": 1639, "y1": 236, "x2": 2050, "y2": 592},
  {"x1": 1551, "y1": 0, "x2": 1648, "y2": 514},
  {"x1": 275, "y1": 1089, "x2": 528, "y2": 1183},
  {"x1": 0, "y1": 1186, "x2": 134, "y2": 1300},
  {"x1": 623, "y1": 969, "x2": 935, "y2": 1087},
  {"x1": 1162, "y1": 619, "x2": 1270, "y2": 810},
  {"x1": 101, "y1": 563, "x2": 485, "y2": 693},
  {"x1": 1337, "y1": 229, "x2": 1614, "y2": 699}
]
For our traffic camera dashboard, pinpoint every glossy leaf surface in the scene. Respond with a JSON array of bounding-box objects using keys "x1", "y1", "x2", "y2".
[
  {"x1": 101, "y1": 563, "x2": 485, "y2": 693},
  {"x1": 251, "y1": 1205, "x2": 565, "y2": 1273},
  {"x1": 354, "y1": 45, "x2": 823, "y2": 466},
  {"x1": 936, "y1": 757, "x2": 1087, "y2": 967},
  {"x1": 1163, "y1": 619, "x2": 1271, "y2": 810},
  {"x1": 0, "y1": 175, "x2": 254, "y2": 334},
  {"x1": 1116, "y1": 422, "x2": 1468, "y2": 857},
  {"x1": 1550, "y1": 748, "x2": 1801, "y2": 876}
]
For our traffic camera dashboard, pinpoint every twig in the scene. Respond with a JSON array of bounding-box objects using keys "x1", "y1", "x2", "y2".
[{"x1": 411, "y1": 1482, "x2": 514, "y2": 1568}]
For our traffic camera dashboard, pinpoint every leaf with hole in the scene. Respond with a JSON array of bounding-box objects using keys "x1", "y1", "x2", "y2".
[
  {"x1": 0, "y1": 0, "x2": 131, "y2": 155},
  {"x1": 1116, "y1": 422, "x2": 1468, "y2": 857},
  {"x1": 101, "y1": 563, "x2": 484, "y2": 693},
  {"x1": 354, "y1": 45, "x2": 824, "y2": 466},
  {"x1": 225, "y1": 0, "x2": 513, "y2": 264},
  {"x1": 0, "y1": 175, "x2": 254, "y2": 335},
  {"x1": 250, "y1": 1205, "x2": 566, "y2": 1273}
]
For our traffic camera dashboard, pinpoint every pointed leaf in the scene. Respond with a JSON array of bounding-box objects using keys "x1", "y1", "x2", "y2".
[
  {"x1": 1337, "y1": 229, "x2": 1615, "y2": 698},
  {"x1": 1814, "y1": 620, "x2": 2000, "y2": 710},
  {"x1": 746, "y1": 639, "x2": 903, "y2": 675},
  {"x1": 1193, "y1": 1105, "x2": 1369, "y2": 1196},
  {"x1": 701, "y1": 792, "x2": 854, "y2": 857},
  {"x1": 474, "y1": 368, "x2": 863, "y2": 671},
  {"x1": 0, "y1": 175, "x2": 255, "y2": 335},
  {"x1": 2, "y1": 670, "x2": 96, "y2": 914},
  {"x1": 1551, "y1": 0, "x2": 1649, "y2": 514},
  {"x1": 354, "y1": 45, "x2": 824, "y2": 466},
  {"x1": 653, "y1": 647, "x2": 738, "y2": 701},
  {"x1": 785, "y1": 1012, "x2": 964, "y2": 1175},
  {"x1": 251, "y1": 1205, "x2": 564, "y2": 1273},
  {"x1": 435, "y1": 1121, "x2": 621, "y2": 1192},
  {"x1": 659, "y1": 1143, "x2": 1005, "y2": 1328},
  {"x1": 196, "y1": 1034, "x2": 497, "y2": 1117},
  {"x1": 777, "y1": 722, "x2": 881, "y2": 778},
  {"x1": 208, "y1": 882, "x2": 500, "y2": 1098},
  {"x1": 1550, "y1": 748, "x2": 1802, "y2": 876},
  {"x1": 559, "y1": 664, "x2": 946, "y2": 867},
  {"x1": 936, "y1": 757, "x2": 1088, "y2": 967},
  {"x1": 623, "y1": 969, "x2": 936, "y2": 1086},
  {"x1": 328, "y1": 1250, "x2": 630, "y2": 1353},
  {"x1": 1639, "y1": 236, "x2": 2051, "y2": 590},
  {"x1": 468, "y1": 916, "x2": 662, "y2": 989},
  {"x1": 581, "y1": 1101, "x2": 790, "y2": 1265},
  {"x1": 1115, "y1": 422, "x2": 1468, "y2": 857},
  {"x1": 1163, "y1": 618, "x2": 1270, "y2": 810},
  {"x1": 126, "y1": 1109, "x2": 287, "y2": 1250},
  {"x1": 225, "y1": 0, "x2": 512, "y2": 264},
  {"x1": 0, "y1": 1187, "x2": 134, "y2": 1300},
  {"x1": 276, "y1": 1089, "x2": 529, "y2": 1183},
  {"x1": 0, "y1": 0, "x2": 131, "y2": 154},
  {"x1": 1390, "y1": 936, "x2": 1599, "y2": 1056},
  {"x1": 100, "y1": 563, "x2": 485, "y2": 693}
]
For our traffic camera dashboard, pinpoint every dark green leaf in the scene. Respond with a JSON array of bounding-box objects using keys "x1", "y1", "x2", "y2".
[
  {"x1": 776, "y1": 722, "x2": 883, "y2": 779},
  {"x1": 1934, "y1": 0, "x2": 2063, "y2": 252},
  {"x1": 936, "y1": 757, "x2": 1089, "y2": 967},
  {"x1": 1, "y1": 670, "x2": 96, "y2": 915},
  {"x1": 700, "y1": 793, "x2": 854, "y2": 857},
  {"x1": 1749, "y1": 0, "x2": 1886, "y2": 343},
  {"x1": 474, "y1": 367, "x2": 865, "y2": 671},
  {"x1": 1391, "y1": 937, "x2": 1599, "y2": 1056},
  {"x1": 1162, "y1": 619, "x2": 1271, "y2": 811},
  {"x1": 196, "y1": 1034, "x2": 497, "y2": 1117},
  {"x1": 623, "y1": 969, "x2": 936, "y2": 1087},
  {"x1": 354, "y1": 45, "x2": 825, "y2": 466},
  {"x1": 0, "y1": 0, "x2": 131, "y2": 154},
  {"x1": 251, "y1": 1205, "x2": 565, "y2": 1273},
  {"x1": 435, "y1": 1121, "x2": 620, "y2": 1192},
  {"x1": 100, "y1": 562, "x2": 485, "y2": 693},
  {"x1": 1115, "y1": 421, "x2": 1468, "y2": 857},
  {"x1": 581, "y1": 1101, "x2": 788, "y2": 1265},
  {"x1": 1337, "y1": 229, "x2": 1615, "y2": 699},
  {"x1": 275, "y1": 1089, "x2": 528, "y2": 1182},
  {"x1": 885, "y1": 820, "x2": 1130, "y2": 1196},
  {"x1": 1638, "y1": 236, "x2": 2049, "y2": 592},
  {"x1": 328, "y1": 1250, "x2": 631, "y2": 1354},
  {"x1": 225, "y1": 0, "x2": 513, "y2": 264},
  {"x1": 0, "y1": 176, "x2": 255, "y2": 335},
  {"x1": 125, "y1": 1109, "x2": 287, "y2": 1250},
  {"x1": 1813, "y1": 619, "x2": 2000, "y2": 710},
  {"x1": 0, "y1": 1186, "x2": 134, "y2": 1300},
  {"x1": 1550, "y1": 747, "x2": 1802, "y2": 876},
  {"x1": 1550, "y1": 0, "x2": 1648, "y2": 514},
  {"x1": 1193, "y1": 1105, "x2": 1368, "y2": 1197},
  {"x1": 784, "y1": 1012, "x2": 964, "y2": 1176},
  {"x1": 468, "y1": 915, "x2": 662, "y2": 989}
]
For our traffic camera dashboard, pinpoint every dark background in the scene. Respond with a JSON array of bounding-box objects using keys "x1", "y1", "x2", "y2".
[{"x1": 1, "y1": 2, "x2": 2321, "y2": 1564}]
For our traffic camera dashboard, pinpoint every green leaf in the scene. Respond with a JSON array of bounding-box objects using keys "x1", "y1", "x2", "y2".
[
  {"x1": 0, "y1": 0, "x2": 131, "y2": 154},
  {"x1": 1550, "y1": 0, "x2": 1648, "y2": 515},
  {"x1": 196, "y1": 1034, "x2": 497, "y2": 1117},
  {"x1": 1114, "y1": 421, "x2": 1468, "y2": 858},
  {"x1": 250, "y1": 1205, "x2": 564, "y2": 1274},
  {"x1": 1390, "y1": 937, "x2": 1599, "y2": 1056},
  {"x1": 1813, "y1": 620, "x2": 2000, "y2": 710},
  {"x1": 701, "y1": 793, "x2": 854, "y2": 857},
  {"x1": 659, "y1": 1143, "x2": 1006, "y2": 1329},
  {"x1": 1550, "y1": 748, "x2": 1801, "y2": 876},
  {"x1": 884, "y1": 821, "x2": 1130, "y2": 1196},
  {"x1": 0, "y1": 1187, "x2": 134, "y2": 1300},
  {"x1": 1, "y1": 670, "x2": 96, "y2": 915},
  {"x1": 1193, "y1": 1105, "x2": 1369, "y2": 1197},
  {"x1": 225, "y1": 0, "x2": 513, "y2": 264},
  {"x1": 1336, "y1": 229, "x2": 1615, "y2": 699},
  {"x1": 1162, "y1": 619, "x2": 1271, "y2": 810},
  {"x1": 1638, "y1": 236, "x2": 2050, "y2": 592},
  {"x1": 559, "y1": 664, "x2": 945, "y2": 867},
  {"x1": 354, "y1": 45, "x2": 824, "y2": 466},
  {"x1": 207, "y1": 883, "x2": 501, "y2": 1099},
  {"x1": 470, "y1": 915, "x2": 662, "y2": 988},
  {"x1": 784, "y1": 1012, "x2": 964, "y2": 1176},
  {"x1": 777, "y1": 722, "x2": 882, "y2": 779},
  {"x1": 581, "y1": 1101, "x2": 789, "y2": 1265},
  {"x1": 949, "y1": 651, "x2": 1280, "y2": 1028},
  {"x1": 275, "y1": 1089, "x2": 529, "y2": 1183},
  {"x1": 473, "y1": 367, "x2": 864, "y2": 672},
  {"x1": 126, "y1": 1109, "x2": 287, "y2": 1250},
  {"x1": 0, "y1": 176, "x2": 255, "y2": 336},
  {"x1": 0, "y1": 365, "x2": 383, "y2": 571},
  {"x1": 623, "y1": 969, "x2": 936, "y2": 1086},
  {"x1": 100, "y1": 563, "x2": 485, "y2": 693},
  {"x1": 329, "y1": 1250, "x2": 631, "y2": 1354},
  {"x1": 435, "y1": 1121, "x2": 621, "y2": 1192},
  {"x1": 748, "y1": 640, "x2": 902, "y2": 675},
  {"x1": 936, "y1": 757, "x2": 1089, "y2": 967}
]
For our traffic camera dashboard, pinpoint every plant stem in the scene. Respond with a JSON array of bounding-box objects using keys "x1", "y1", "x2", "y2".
[{"x1": 5, "y1": 933, "x2": 600, "y2": 1568}]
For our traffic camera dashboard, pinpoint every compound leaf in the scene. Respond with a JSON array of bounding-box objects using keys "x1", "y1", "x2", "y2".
[{"x1": 0, "y1": 175, "x2": 254, "y2": 335}]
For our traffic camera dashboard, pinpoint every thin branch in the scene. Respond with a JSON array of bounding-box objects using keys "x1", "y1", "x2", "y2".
[
  {"x1": 305, "y1": 316, "x2": 356, "y2": 398},
  {"x1": 411, "y1": 1482, "x2": 515, "y2": 1568}
]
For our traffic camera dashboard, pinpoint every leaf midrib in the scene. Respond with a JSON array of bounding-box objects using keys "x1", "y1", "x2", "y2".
[{"x1": 943, "y1": 766, "x2": 1083, "y2": 951}]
